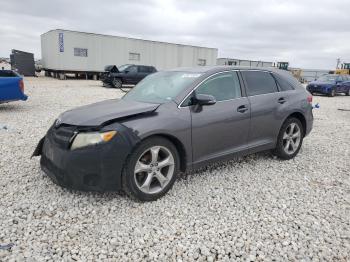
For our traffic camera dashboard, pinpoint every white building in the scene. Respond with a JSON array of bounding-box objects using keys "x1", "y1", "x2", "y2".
[
  {"x1": 41, "y1": 29, "x2": 218, "y2": 78},
  {"x1": 0, "y1": 60, "x2": 11, "y2": 70},
  {"x1": 217, "y1": 58, "x2": 273, "y2": 68}
]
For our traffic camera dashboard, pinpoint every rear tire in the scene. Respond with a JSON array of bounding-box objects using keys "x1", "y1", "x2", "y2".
[
  {"x1": 329, "y1": 88, "x2": 336, "y2": 97},
  {"x1": 273, "y1": 117, "x2": 304, "y2": 160},
  {"x1": 122, "y1": 137, "x2": 180, "y2": 201},
  {"x1": 112, "y1": 78, "x2": 122, "y2": 88},
  {"x1": 346, "y1": 89, "x2": 350, "y2": 96}
]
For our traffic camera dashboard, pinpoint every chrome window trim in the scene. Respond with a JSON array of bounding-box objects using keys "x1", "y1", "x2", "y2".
[{"x1": 178, "y1": 69, "x2": 245, "y2": 108}]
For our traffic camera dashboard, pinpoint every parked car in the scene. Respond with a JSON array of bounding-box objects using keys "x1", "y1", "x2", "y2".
[
  {"x1": 0, "y1": 70, "x2": 28, "y2": 103},
  {"x1": 306, "y1": 74, "x2": 350, "y2": 97},
  {"x1": 33, "y1": 66, "x2": 313, "y2": 201},
  {"x1": 100, "y1": 64, "x2": 157, "y2": 88}
]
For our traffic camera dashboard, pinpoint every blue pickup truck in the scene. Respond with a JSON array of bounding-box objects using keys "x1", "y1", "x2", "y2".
[{"x1": 0, "y1": 70, "x2": 28, "y2": 103}]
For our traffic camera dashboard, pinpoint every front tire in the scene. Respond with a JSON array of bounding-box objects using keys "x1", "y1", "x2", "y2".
[
  {"x1": 122, "y1": 137, "x2": 180, "y2": 201},
  {"x1": 329, "y1": 88, "x2": 336, "y2": 97},
  {"x1": 273, "y1": 118, "x2": 304, "y2": 160},
  {"x1": 346, "y1": 89, "x2": 350, "y2": 96},
  {"x1": 112, "y1": 78, "x2": 122, "y2": 88}
]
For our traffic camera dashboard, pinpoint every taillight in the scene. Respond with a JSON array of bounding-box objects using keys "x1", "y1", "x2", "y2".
[
  {"x1": 19, "y1": 79, "x2": 24, "y2": 93},
  {"x1": 307, "y1": 95, "x2": 313, "y2": 104}
]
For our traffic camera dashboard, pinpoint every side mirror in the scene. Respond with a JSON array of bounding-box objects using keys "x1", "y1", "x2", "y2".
[
  {"x1": 193, "y1": 93, "x2": 216, "y2": 106},
  {"x1": 124, "y1": 70, "x2": 129, "y2": 74}
]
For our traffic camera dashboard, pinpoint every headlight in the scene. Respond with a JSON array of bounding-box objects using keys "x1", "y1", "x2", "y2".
[{"x1": 70, "y1": 131, "x2": 117, "y2": 150}]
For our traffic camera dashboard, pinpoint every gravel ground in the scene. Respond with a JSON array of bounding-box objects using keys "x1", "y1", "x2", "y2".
[{"x1": 0, "y1": 77, "x2": 349, "y2": 261}]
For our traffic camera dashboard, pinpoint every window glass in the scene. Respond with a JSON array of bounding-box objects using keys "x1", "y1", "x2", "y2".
[
  {"x1": 273, "y1": 74, "x2": 295, "y2": 91},
  {"x1": 118, "y1": 64, "x2": 132, "y2": 71},
  {"x1": 129, "y1": 52, "x2": 140, "y2": 61},
  {"x1": 138, "y1": 66, "x2": 148, "y2": 73},
  {"x1": 123, "y1": 71, "x2": 201, "y2": 104},
  {"x1": 127, "y1": 66, "x2": 138, "y2": 73},
  {"x1": 198, "y1": 59, "x2": 206, "y2": 66},
  {"x1": 74, "y1": 48, "x2": 88, "y2": 57},
  {"x1": 196, "y1": 72, "x2": 241, "y2": 101},
  {"x1": 0, "y1": 70, "x2": 17, "y2": 77},
  {"x1": 242, "y1": 71, "x2": 278, "y2": 96}
]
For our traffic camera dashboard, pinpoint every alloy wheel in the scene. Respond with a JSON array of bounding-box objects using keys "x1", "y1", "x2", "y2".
[
  {"x1": 134, "y1": 146, "x2": 175, "y2": 194},
  {"x1": 282, "y1": 123, "x2": 301, "y2": 155},
  {"x1": 113, "y1": 78, "x2": 122, "y2": 88}
]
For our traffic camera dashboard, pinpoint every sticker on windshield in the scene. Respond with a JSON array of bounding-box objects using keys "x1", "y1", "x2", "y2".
[{"x1": 181, "y1": 73, "x2": 201, "y2": 78}]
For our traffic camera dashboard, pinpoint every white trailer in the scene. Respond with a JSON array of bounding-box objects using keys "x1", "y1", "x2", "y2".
[{"x1": 41, "y1": 29, "x2": 218, "y2": 79}]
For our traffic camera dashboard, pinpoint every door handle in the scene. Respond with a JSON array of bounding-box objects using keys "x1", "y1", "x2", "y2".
[
  {"x1": 278, "y1": 97, "x2": 286, "y2": 104},
  {"x1": 237, "y1": 105, "x2": 248, "y2": 113}
]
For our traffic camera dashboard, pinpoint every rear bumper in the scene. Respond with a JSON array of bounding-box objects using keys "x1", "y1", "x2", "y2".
[{"x1": 304, "y1": 106, "x2": 313, "y2": 137}]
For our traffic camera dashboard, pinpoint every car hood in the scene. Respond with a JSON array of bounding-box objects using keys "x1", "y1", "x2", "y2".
[{"x1": 58, "y1": 99, "x2": 160, "y2": 127}]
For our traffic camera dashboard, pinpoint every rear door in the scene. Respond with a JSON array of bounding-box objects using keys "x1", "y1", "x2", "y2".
[
  {"x1": 190, "y1": 71, "x2": 250, "y2": 164},
  {"x1": 339, "y1": 75, "x2": 349, "y2": 93},
  {"x1": 137, "y1": 66, "x2": 150, "y2": 82},
  {"x1": 241, "y1": 70, "x2": 287, "y2": 149}
]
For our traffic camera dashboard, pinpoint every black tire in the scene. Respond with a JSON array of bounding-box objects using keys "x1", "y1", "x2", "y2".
[
  {"x1": 346, "y1": 89, "x2": 350, "y2": 96},
  {"x1": 122, "y1": 137, "x2": 180, "y2": 201},
  {"x1": 112, "y1": 78, "x2": 122, "y2": 88},
  {"x1": 273, "y1": 117, "x2": 304, "y2": 160},
  {"x1": 329, "y1": 88, "x2": 336, "y2": 97}
]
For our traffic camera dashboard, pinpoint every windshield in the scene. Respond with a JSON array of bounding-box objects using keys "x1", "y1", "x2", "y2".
[
  {"x1": 317, "y1": 75, "x2": 339, "y2": 82},
  {"x1": 118, "y1": 64, "x2": 132, "y2": 72},
  {"x1": 123, "y1": 71, "x2": 202, "y2": 104}
]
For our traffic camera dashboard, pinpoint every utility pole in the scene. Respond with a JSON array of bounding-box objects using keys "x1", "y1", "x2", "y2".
[{"x1": 336, "y1": 58, "x2": 341, "y2": 69}]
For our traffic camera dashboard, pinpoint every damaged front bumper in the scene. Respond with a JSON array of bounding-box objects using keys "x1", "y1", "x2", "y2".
[{"x1": 33, "y1": 123, "x2": 139, "y2": 191}]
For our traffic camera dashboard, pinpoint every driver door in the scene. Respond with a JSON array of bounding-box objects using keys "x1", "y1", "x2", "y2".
[{"x1": 190, "y1": 71, "x2": 250, "y2": 165}]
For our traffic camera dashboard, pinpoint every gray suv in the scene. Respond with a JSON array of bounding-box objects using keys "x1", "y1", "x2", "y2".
[{"x1": 33, "y1": 66, "x2": 313, "y2": 201}]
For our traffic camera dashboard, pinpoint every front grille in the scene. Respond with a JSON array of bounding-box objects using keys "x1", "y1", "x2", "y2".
[{"x1": 48, "y1": 125, "x2": 77, "y2": 149}]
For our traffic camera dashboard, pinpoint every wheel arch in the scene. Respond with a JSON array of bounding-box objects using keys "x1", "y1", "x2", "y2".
[
  {"x1": 283, "y1": 111, "x2": 307, "y2": 137},
  {"x1": 140, "y1": 133, "x2": 188, "y2": 173}
]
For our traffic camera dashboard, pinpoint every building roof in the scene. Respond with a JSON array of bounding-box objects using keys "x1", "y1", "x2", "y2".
[{"x1": 42, "y1": 29, "x2": 218, "y2": 51}]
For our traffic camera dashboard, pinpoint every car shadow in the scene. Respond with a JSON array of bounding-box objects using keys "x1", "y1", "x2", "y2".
[
  {"x1": 0, "y1": 103, "x2": 27, "y2": 112},
  {"x1": 177, "y1": 151, "x2": 273, "y2": 182}
]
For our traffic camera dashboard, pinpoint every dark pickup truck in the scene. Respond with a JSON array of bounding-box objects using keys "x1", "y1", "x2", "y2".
[{"x1": 101, "y1": 64, "x2": 157, "y2": 88}]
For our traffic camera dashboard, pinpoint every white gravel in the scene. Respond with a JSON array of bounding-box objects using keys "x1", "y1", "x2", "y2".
[{"x1": 0, "y1": 76, "x2": 349, "y2": 261}]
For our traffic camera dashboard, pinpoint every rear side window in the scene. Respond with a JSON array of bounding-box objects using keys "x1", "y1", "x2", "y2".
[
  {"x1": 341, "y1": 75, "x2": 348, "y2": 81},
  {"x1": 273, "y1": 74, "x2": 295, "y2": 91},
  {"x1": 0, "y1": 70, "x2": 17, "y2": 77},
  {"x1": 128, "y1": 66, "x2": 138, "y2": 73},
  {"x1": 139, "y1": 66, "x2": 148, "y2": 73},
  {"x1": 196, "y1": 71, "x2": 241, "y2": 101},
  {"x1": 242, "y1": 71, "x2": 278, "y2": 96}
]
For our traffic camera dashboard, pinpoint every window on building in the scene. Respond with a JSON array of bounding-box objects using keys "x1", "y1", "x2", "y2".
[
  {"x1": 74, "y1": 48, "x2": 88, "y2": 57},
  {"x1": 198, "y1": 59, "x2": 206, "y2": 66},
  {"x1": 129, "y1": 52, "x2": 140, "y2": 61},
  {"x1": 196, "y1": 72, "x2": 241, "y2": 102},
  {"x1": 241, "y1": 71, "x2": 278, "y2": 96}
]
